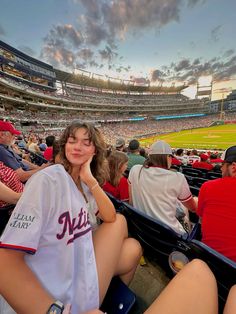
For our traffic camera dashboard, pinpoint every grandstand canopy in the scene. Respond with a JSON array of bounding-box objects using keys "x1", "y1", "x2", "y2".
[{"x1": 55, "y1": 69, "x2": 187, "y2": 94}]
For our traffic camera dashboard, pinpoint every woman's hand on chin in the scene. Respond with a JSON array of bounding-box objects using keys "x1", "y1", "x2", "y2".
[{"x1": 79, "y1": 154, "x2": 97, "y2": 186}]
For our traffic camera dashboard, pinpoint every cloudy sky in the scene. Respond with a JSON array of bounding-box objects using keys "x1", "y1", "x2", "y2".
[{"x1": 0, "y1": 0, "x2": 236, "y2": 99}]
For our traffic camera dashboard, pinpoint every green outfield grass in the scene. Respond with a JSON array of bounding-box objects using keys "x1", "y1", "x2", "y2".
[{"x1": 139, "y1": 124, "x2": 236, "y2": 150}]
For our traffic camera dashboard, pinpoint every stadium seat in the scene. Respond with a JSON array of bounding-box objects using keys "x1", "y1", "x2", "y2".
[
  {"x1": 206, "y1": 171, "x2": 222, "y2": 180},
  {"x1": 100, "y1": 277, "x2": 136, "y2": 314},
  {"x1": 22, "y1": 148, "x2": 48, "y2": 166},
  {"x1": 181, "y1": 164, "x2": 193, "y2": 169},
  {"x1": 182, "y1": 168, "x2": 204, "y2": 177},
  {"x1": 170, "y1": 165, "x2": 180, "y2": 171},
  {"x1": 118, "y1": 201, "x2": 201, "y2": 273},
  {"x1": 106, "y1": 192, "x2": 124, "y2": 213},
  {"x1": 192, "y1": 177, "x2": 208, "y2": 188},
  {"x1": 187, "y1": 239, "x2": 236, "y2": 310},
  {"x1": 184, "y1": 174, "x2": 194, "y2": 186},
  {"x1": 0, "y1": 204, "x2": 15, "y2": 235},
  {"x1": 189, "y1": 185, "x2": 200, "y2": 197}
]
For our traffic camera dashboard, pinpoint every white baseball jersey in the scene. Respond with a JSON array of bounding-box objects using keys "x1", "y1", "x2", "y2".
[
  {"x1": 128, "y1": 165, "x2": 192, "y2": 235},
  {"x1": 187, "y1": 155, "x2": 200, "y2": 164},
  {"x1": 0, "y1": 164, "x2": 99, "y2": 314}
]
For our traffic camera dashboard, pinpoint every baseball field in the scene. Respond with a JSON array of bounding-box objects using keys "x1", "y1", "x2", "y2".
[{"x1": 139, "y1": 124, "x2": 236, "y2": 150}]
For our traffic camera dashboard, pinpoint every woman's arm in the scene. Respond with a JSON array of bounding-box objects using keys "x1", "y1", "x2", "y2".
[
  {"x1": 80, "y1": 157, "x2": 116, "y2": 223},
  {"x1": 0, "y1": 249, "x2": 54, "y2": 314},
  {"x1": 88, "y1": 179, "x2": 116, "y2": 222},
  {"x1": 0, "y1": 181, "x2": 22, "y2": 204}
]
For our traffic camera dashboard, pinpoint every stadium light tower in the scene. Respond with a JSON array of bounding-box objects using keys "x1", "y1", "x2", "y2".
[
  {"x1": 196, "y1": 75, "x2": 213, "y2": 100},
  {"x1": 213, "y1": 87, "x2": 232, "y2": 120}
]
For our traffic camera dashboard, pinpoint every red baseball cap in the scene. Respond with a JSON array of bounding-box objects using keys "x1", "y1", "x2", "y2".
[
  {"x1": 0, "y1": 121, "x2": 21, "y2": 135},
  {"x1": 200, "y1": 153, "x2": 209, "y2": 161}
]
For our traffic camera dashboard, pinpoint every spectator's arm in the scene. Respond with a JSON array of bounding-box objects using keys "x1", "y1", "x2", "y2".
[
  {"x1": 22, "y1": 158, "x2": 40, "y2": 170},
  {"x1": 0, "y1": 249, "x2": 54, "y2": 314},
  {"x1": 128, "y1": 182, "x2": 133, "y2": 205},
  {"x1": 15, "y1": 163, "x2": 48, "y2": 183},
  {"x1": 181, "y1": 196, "x2": 198, "y2": 213},
  {"x1": 0, "y1": 181, "x2": 21, "y2": 204}
]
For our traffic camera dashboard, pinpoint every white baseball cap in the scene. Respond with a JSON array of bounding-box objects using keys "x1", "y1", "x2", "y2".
[{"x1": 149, "y1": 140, "x2": 173, "y2": 156}]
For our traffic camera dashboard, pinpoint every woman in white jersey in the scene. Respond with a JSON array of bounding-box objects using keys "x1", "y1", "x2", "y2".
[
  {"x1": 0, "y1": 121, "x2": 142, "y2": 314},
  {"x1": 128, "y1": 140, "x2": 197, "y2": 235}
]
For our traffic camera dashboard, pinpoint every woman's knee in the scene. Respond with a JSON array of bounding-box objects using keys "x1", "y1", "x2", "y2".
[
  {"x1": 113, "y1": 213, "x2": 128, "y2": 236},
  {"x1": 228, "y1": 285, "x2": 236, "y2": 297},
  {"x1": 184, "y1": 259, "x2": 216, "y2": 284},
  {"x1": 129, "y1": 238, "x2": 143, "y2": 258}
]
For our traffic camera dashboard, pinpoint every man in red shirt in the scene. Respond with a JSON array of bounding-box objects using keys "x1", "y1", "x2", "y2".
[
  {"x1": 192, "y1": 153, "x2": 213, "y2": 171},
  {"x1": 43, "y1": 135, "x2": 55, "y2": 161},
  {"x1": 197, "y1": 145, "x2": 236, "y2": 262}
]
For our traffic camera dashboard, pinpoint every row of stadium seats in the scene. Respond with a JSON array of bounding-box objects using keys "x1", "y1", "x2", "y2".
[{"x1": 181, "y1": 165, "x2": 222, "y2": 179}]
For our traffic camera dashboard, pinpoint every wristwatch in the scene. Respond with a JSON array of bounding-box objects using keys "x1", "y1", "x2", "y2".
[{"x1": 47, "y1": 300, "x2": 64, "y2": 314}]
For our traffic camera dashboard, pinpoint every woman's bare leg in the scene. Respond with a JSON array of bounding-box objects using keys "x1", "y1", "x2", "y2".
[
  {"x1": 144, "y1": 259, "x2": 218, "y2": 314},
  {"x1": 223, "y1": 285, "x2": 236, "y2": 314},
  {"x1": 93, "y1": 214, "x2": 142, "y2": 304}
]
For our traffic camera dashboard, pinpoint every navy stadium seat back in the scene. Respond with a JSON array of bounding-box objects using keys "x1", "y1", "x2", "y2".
[
  {"x1": 170, "y1": 165, "x2": 180, "y2": 171},
  {"x1": 106, "y1": 192, "x2": 124, "y2": 213},
  {"x1": 181, "y1": 164, "x2": 192, "y2": 169},
  {"x1": 100, "y1": 277, "x2": 136, "y2": 314},
  {"x1": 107, "y1": 194, "x2": 200, "y2": 272},
  {"x1": 22, "y1": 148, "x2": 48, "y2": 166},
  {"x1": 191, "y1": 167, "x2": 209, "y2": 176},
  {"x1": 182, "y1": 168, "x2": 204, "y2": 178},
  {"x1": 206, "y1": 171, "x2": 222, "y2": 180},
  {"x1": 120, "y1": 202, "x2": 194, "y2": 265},
  {"x1": 0, "y1": 204, "x2": 15, "y2": 235},
  {"x1": 188, "y1": 239, "x2": 236, "y2": 307},
  {"x1": 192, "y1": 177, "x2": 208, "y2": 188},
  {"x1": 184, "y1": 174, "x2": 194, "y2": 186},
  {"x1": 189, "y1": 185, "x2": 200, "y2": 197}
]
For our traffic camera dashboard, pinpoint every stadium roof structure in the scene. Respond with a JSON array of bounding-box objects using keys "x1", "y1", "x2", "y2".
[
  {"x1": 0, "y1": 40, "x2": 54, "y2": 71},
  {"x1": 55, "y1": 69, "x2": 187, "y2": 94}
]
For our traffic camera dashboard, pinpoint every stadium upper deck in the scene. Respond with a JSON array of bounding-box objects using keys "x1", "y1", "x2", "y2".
[
  {"x1": 0, "y1": 40, "x2": 210, "y2": 133},
  {"x1": 0, "y1": 40, "x2": 56, "y2": 90}
]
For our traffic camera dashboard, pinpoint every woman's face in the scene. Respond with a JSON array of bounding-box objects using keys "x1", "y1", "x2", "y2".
[
  {"x1": 65, "y1": 127, "x2": 95, "y2": 167},
  {"x1": 120, "y1": 161, "x2": 128, "y2": 174}
]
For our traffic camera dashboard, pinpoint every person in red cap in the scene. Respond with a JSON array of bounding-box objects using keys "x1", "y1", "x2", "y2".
[
  {"x1": 0, "y1": 120, "x2": 48, "y2": 182},
  {"x1": 0, "y1": 121, "x2": 21, "y2": 136},
  {"x1": 197, "y1": 145, "x2": 236, "y2": 262},
  {"x1": 192, "y1": 153, "x2": 213, "y2": 171}
]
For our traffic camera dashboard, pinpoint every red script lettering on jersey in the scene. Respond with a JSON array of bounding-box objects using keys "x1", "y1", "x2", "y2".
[{"x1": 56, "y1": 208, "x2": 91, "y2": 244}]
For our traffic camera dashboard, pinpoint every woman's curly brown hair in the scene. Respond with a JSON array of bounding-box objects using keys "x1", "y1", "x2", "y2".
[{"x1": 58, "y1": 121, "x2": 109, "y2": 185}]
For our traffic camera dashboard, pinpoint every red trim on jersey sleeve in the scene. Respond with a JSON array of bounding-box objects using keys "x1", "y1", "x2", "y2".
[
  {"x1": 95, "y1": 210, "x2": 99, "y2": 216},
  {"x1": 178, "y1": 194, "x2": 192, "y2": 202},
  {"x1": 0, "y1": 243, "x2": 36, "y2": 254}
]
